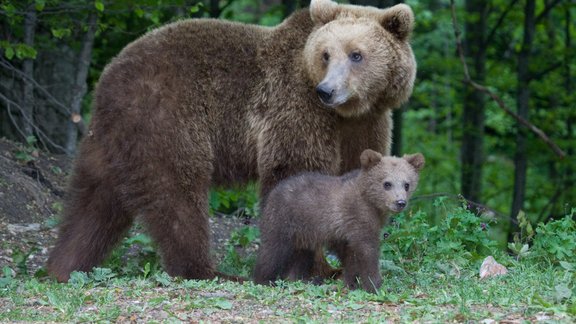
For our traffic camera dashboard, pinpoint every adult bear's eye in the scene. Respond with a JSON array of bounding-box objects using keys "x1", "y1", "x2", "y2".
[
  {"x1": 404, "y1": 183, "x2": 410, "y2": 191},
  {"x1": 350, "y1": 52, "x2": 362, "y2": 62},
  {"x1": 322, "y1": 51, "x2": 330, "y2": 63},
  {"x1": 384, "y1": 182, "x2": 392, "y2": 190}
]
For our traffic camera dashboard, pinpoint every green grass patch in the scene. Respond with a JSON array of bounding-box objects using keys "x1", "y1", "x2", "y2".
[{"x1": 2, "y1": 203, "x2": 574, "y2": 322}]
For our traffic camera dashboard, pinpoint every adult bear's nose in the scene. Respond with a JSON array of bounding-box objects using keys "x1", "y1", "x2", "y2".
[{"x1": 316, "y1": 84, "x2": 334, "y2": 103}]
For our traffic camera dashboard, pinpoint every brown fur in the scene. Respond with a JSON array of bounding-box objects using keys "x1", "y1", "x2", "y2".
[
  {"x1": 253, "y1": 150, "x2": 425, "y2": 292},
  {"x1": 46, "y1": 0, "x2": 416, "y2": 282}
]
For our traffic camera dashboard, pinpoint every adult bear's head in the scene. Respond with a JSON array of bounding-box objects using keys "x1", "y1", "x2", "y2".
[{"x1": 304, "y1": 0, "x2": 416, "y2": 117}]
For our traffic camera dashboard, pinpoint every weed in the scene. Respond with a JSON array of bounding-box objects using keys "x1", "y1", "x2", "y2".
[
  {"x1": 531, "y1": 211, "x2": 576, "y2": 264},
  {"x1": 11, "y1": 246, "x2": 38, "y2": 275},
  {"x1": 103, "y1": 230, "x2": 161, "y2": 277},
  {"x1": 0, "y1": 266, "x2": 16, "y2": 289},
  {"x1": 13, "y1": 136, "x2": 38, "y2": 164},
  {"x1": 218, "y1": 225, "x2": 259, "y2": 277},
  {"x1": 209, "y1": 183, "x2": 259, "y2": 218},
  {"x1": 382, "y1": 199, "x2": 498, "y2": 269}
]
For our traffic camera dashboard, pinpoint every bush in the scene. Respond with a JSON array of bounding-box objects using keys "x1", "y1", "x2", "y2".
[
  {"x1": 381, "y1": 199, "x2": 498, "y2": 268},
  {"x1": 531, "y1": 210, "x2": 576, "y2": 264}
]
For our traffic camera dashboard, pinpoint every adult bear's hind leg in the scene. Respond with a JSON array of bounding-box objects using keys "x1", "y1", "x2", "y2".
[{"x1": 47, "y1": 153, "x2": 134, "y2": 282}]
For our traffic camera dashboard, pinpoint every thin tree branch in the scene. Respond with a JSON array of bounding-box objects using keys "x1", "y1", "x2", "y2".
[
  {"x1": 535, "y1": 0, "x2": 563, "y2": 23},
  {"x1": 529, "y1": 61, "x2": 563, "y2": 81},
  {"x1": 484, "y1": 0, "x2": 519, "y2": 47},
  {"x1": 0, "y1": 92, "x2": 68, "y2": 153},
  {"x1": 450, "y1": 0, "x2": 566, "y2": 159},
  {"x1": 0, "y1": 58, "x2": 87, "y2": 134}
]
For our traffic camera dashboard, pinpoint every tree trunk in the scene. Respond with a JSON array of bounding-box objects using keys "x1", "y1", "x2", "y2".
[
  {"x1": 21, "y1": 7, "x2": 37, "y2": 139},
  {"x1": 65, "y1": 12, "x2": 97, "y2": 155},
  {"x1": 209, "y1": 0, "x2": 221, "y2": 18},
  {"x1": 460, "y1": 0, "x2": 487, "y2": 204},
  {"x1": 562, "y1": 6, "x2": 573, "y2": 218},
  {"x1": 510, "y1": 0, "x2": 535, "y2": 239},
  {"x1": 282, "y1": 0, "x2": 297, "y2": 17}
]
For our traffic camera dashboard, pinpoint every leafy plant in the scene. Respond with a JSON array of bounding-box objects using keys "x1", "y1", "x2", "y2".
[
  {"x1": 218, "y1": 226, "x2": 260, "y2": 277},
  {"x1": 0, "y1": 266, "x2": 16, "y2": 289},
  {"x1": 11, "y1": 246, "x2": 38, "y2": 275},
  {"x1": 508, "y1": 210, "x2": 535, "y2": 260},
  {"x1": 382, "y1": 199, "x2": 498, "y2": 268},
  {"x1": 531, "y1": 211, "x2": 576, "y2": 264},
  {"x1": 103, "y1": 231, "x2": 161, "y2": 277},
  {"x1": 13, "y1": 136, "x2": 39, "y2": 164},
  {"x1": 209, "y1": 184, "x2": 259, "y2": 218}
]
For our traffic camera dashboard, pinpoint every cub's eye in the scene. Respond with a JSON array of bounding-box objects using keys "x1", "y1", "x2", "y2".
[
  {"x1": 384, "y1": 182, "x2": 392, "y2": 190},
  {"x1": 322, "y1": 52, "x2": 330, "y2": 63},
  {"x1": 404, "y1": 183, "x2": 410, "y2": 191},
  {"x1": 350, "y1": 52, "x2": 362, "y2": 62}
]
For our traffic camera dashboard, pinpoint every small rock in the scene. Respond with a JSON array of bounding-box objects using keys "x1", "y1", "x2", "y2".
[
  {"x1": 479, "y1": 256, "x2": 508, "y2": 279},
  {"x1": 7, "y1": 223, "x2": 41, "y2": 234}
]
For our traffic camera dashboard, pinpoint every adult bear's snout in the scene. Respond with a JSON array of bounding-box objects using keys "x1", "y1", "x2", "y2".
[{"x1": 316, "y1": 84, "x2": 334, "y2": 104}]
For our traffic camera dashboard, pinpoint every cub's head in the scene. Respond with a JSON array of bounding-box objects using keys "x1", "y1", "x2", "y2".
[
  {"x1": 304, "y1": 0, "x2": 416, "y2": 117},
  {"x1": 359, "y1": 149, "x2": 425, "y2": 213}
]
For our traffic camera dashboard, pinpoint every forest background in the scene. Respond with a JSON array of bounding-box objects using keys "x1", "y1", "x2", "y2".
[{"x1": 0, "y1": 0, "x2": 574, "y2": 248}]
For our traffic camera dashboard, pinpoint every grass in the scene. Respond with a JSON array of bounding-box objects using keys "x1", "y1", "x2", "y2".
[
  {"x1": 0, "y1": 261, "x2": 574, "y2": 322},
  {"x1": 1, "y1": 202, "x2": 574, "y2": 322}
]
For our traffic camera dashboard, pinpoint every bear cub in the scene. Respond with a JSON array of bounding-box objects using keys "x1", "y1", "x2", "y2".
[{"x1": 254, "y1": 149, "x2": 425, "y2": 292}]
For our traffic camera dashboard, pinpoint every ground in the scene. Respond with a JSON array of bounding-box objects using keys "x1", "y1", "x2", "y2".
[{"x1": 0, "y1": 137, "x2": 245, "y2": 275}]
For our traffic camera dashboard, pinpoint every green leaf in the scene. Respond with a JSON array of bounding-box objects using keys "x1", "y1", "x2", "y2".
[
  {"x1": 51, "y1": 28, "x2": 71, "y2": 39},
  {"x1": 214, "y1": 299, "x2": 233, "y2": 310},
  {"x1": 189, "y1": 3, "x2": 203, "y2": 14},
  {"x1": 559, "y1": 261, "x2": 574, "y2": 271},
  {"x1": 348, "y1": 303, "x2": 364, "y2": 310},
  {"x1": 142, "y1": 262, "x2": 151, "y2": 278},
  {"x1": 4, "y1": 46, "x2": 14, "y2": 60},
  {"x1": 154, "y1": 272, "x2": 172, "y2": 286},
  {"x1": 34, "y1": 0, "x2": 45, "y2": 11},
  {"x1": 135, "y1": 7, "x2": 145, "y2": 18},
  {"x1": 555, "y1": 284, "x2": 572, "y2": 301},
  {"x1": 15, "y1": 44, "x2": 37, "y2": 60},
  {"x1": 95, "y1": 0, "x2": 104, "y2": 12},
  {"x1": 532, "y1": 293, "x2": 553, "y2": 308},
  {"x1": 69, "y1": 271, "x2": 89, "y2": 289}
]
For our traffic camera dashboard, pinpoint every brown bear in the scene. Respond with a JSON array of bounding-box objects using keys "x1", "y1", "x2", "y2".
[
  {"x1": 253, "y1": 150, "x2": 425, "y2": 292},
  {"x1": 46, "y1": 0, "x2": 416, "y2": 282}
]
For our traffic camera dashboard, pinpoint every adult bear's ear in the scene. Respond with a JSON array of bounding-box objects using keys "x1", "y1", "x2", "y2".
[
  {"x1": 360, "y1": 149, "x2": 383, "y2": 170},
  {"x1": 379, "y1": 4, "x2": 414, "y2": 41},
  {"x1": 403, "y1": 153, "x2": 425, "y2": 173},
  {"x1": 310, "y1": 0, "x2": 340, "y2": 25}
]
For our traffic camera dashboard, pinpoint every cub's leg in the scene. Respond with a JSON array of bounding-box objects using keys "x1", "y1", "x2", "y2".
[
  {"x1": 285, "y1": 249, "x2": 316, "y2": 282},
  {"x1": 341, "y1": 240, "x2": 382, "y2": 293},
  {"x1": 253, "y1": 238, "x2": 295, "y2": 285}
]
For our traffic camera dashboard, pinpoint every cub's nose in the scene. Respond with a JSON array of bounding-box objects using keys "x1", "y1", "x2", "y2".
[
  {"x1": 396, "y1": 200, "x2": 407, "y2": 210},
  {"x1": 316, "y1": 84, "x2": 334, "y2": 103}
]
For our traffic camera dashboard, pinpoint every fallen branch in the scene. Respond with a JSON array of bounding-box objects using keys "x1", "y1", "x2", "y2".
[{"x1": 449, "y1": 0, "x2": 566, "y2": 159}]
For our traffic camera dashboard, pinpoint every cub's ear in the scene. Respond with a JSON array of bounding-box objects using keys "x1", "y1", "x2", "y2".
[
  {"x1": 360, "y1": 149, "x2": 383, "y2": 170},
  {"x1": 310, "y1": 0, "x2": 340, "y2": 25},
  {"x1": 379, "y1": 4, "x2": 414, "y2": 41},
  {"x1": 403, "y1": 153, "x2": 425, "y2": 172}
]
